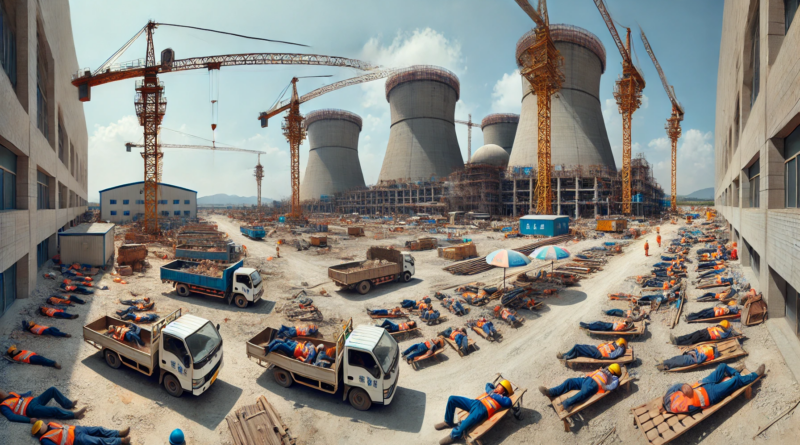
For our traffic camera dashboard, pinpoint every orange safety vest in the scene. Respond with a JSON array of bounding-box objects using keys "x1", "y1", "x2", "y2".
[
  {"x1": 449, "y1": 330, "x2": 460, "y2": 341},
  {"x1": 713, "y1": 306, "x2": 729, "y2": 317},
  {"x1": 668, "y1": 385, "x2": 710, "y2": 413},
  {"x1": 113, "y1": 327, "x2": 130, "y2": 342},
  {"x1": 424, "y1": 339, "x2": 434, "y2": 349},
  {"x1": 644, "y1": 243, "x2": 649, "y2": 250},
  {"x1": 707, "y1": 326, "x2": 725, "y2": 340},
  {"x1": 657, "y1": 235, "x2": 662, "y2": 243},
  {"x1": 612, "y1": 322, "x2": 629, "y2": 331},
  {"x1": 587, "y1": 370, "x2": 609, "y2": 394},
  {"x1": 12, "y1": 350, "x2": 37, "y2": 364},
  {"x1": 418, "y1": 303, "x2": 429, "y2": 311},
  {"x1": 696, "y1": 345, "x2": 716, "y2": 361},
  {"x1": 30, "y1": 324, "x2": 48, "y2": 335},
  {"x1": 39, "y1": 422, "x2": 75, "y2": 445},
  {"x1": 501, "y1": 310, "x2": 512, "y2": 319},
  {"x1": 293, "y1": 342, "x2": 309, "y2": 360},
  {"x1": 597, "y1": 342, "x2": 617, "y2": 358},
  {"x1": 476, "y1": 319, "x2": 486, "y2": 328},
  {"x1": 398, "y1": 322, "x2": 411, "y2": 331},
  {"x1": 296, "y1": 325, "x2": 317, "y2": 336},
  {"x1": 42, "y1": 307, "x2": 62, "y2": 317},
  {"x1": 1, "y1": 392, "x2": 33, "y2": 416},
  {"x1": 663, "y1": 282, "x2": 670, "y2": 290},
  {"x1": 477, "y1": 393, "x2": 502, "y2": 418},
  {"x1": 48, "y1": 297, "x2": 72, "y2": 305}
]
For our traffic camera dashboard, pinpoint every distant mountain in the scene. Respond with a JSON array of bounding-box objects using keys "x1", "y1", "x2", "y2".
[
  {"x1": 681, "y1": 187, "x2": 714, "y2": 200},
  {"x1": 197, "y1": 194, "x2": 277, "y2": 206}
]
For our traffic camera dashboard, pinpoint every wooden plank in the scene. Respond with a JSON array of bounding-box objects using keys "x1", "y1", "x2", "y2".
[
  {"x1": 457, "y1": 386, "x2": 527, "y2": 442},
  {"x1": 586, "y1": 321, "x2": 646, "y2": 337},
  {"x1": 666, "y1": 339, "x2": 747, "y2": 372},
  {"x1": 551, "y1": 368, "x2": 634, "y2": 421},
  {"x1": 686, "y1": 313, "x2": 740, "y2": 324}
]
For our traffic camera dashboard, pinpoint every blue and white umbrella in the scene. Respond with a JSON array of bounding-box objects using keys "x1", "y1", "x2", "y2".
[{"x1": 530, "y1": 246, "x2": 571, "y2": 272}]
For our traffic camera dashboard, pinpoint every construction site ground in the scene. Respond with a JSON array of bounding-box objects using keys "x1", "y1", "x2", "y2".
[{"x1": 1, "y1": 214, "x2": 798, "y2": 445}]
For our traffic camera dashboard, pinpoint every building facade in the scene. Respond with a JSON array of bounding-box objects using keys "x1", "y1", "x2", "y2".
[
  {"x1": 715, "y1": 0, "x2": 800, "y2": 342},
  {"x1": 99, "y1": 182, "x2": 197, "y2": 224},
  {"x1": 0, "y1": 0, "x2": 88, "y2": 319}
]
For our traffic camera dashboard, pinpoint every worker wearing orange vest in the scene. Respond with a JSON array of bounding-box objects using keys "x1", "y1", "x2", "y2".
[
  {"x1": 375, "y1": 319, "x2": 416, "y2": 333},
  {"x1": 539, "y1": 364, "x2": 622, "y2": 411},
  {"x1": 368, "y1": 307, "x2": 404, "y2": 317},
  {"x1": 46, "y1": 295, "x2": 85, "y2": 306},
  {"x1": 312, "y1": 345, "x2": 338, "y2": 368},
  {"x1": 32, "y1": 420, "x2": 131, "y2": 445},
  {"x1": 557, "y1": 338, "x2": 627, "y2": 360},
  {"x1": 656, "y1": 344, "x2": 718, "y2": 371},
  {"x1": 441, "y1": 327, "x2": 469, "y2": 355},
  {"x1": 108, "y1": 324, "x2": 144, "y2": 347},
  {"x1": 275, "y1": 324, "x2": 319, "y2": 339},
  {"x1": 494, "y1": 306, "x2": 520, "y2": 324},
  {"x1": 6, "y1": 346, "x2": 61, "y2": 369},
  {"x1": 266, "y1": 338, "x2": 318, "y2": 363},
  {"x1": 579, "y1": 319, "x2": 633, "y2": 332},
  {"x1": 0, "y1": 387, "x2": 85, "y2": 423},
  {"x1": 435, "y1": 381, "x2": 514, "y2": 444},
  {"x1": 604, "y1": 306, "x2": 649, "y2": 321},
  {"x1": 656, "y1": 234, "x2": 662, "y2": 247},
  {"x1": 22, "y1": 320, "x2": 70, "y2": 338},
  {"x1": 644, "y1": 241, "x2": 650, "y2": 256},
  {"x1": 470, "y1": 317, "x2": 499, "y2": 339},
  {"x1": 39, "y1": 306, "x2": 79, "y2": 319},
  {"x1": 402, "y1": 338, "x2": 445, "y2": 362},
  {"x1": 400, "y1": 297, "x2": 431, "y2": 309},
  {"x1": 670, "y1": 320, "x2": 733, "y2": 346},
  {"x1": 686, "y1": 301, "x2": 740, "y2": 322},
  {"x1": 663, "y1": 363, "x2": 765, "y2": 414}
]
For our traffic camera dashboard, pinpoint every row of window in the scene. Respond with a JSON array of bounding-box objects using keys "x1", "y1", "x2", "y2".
[
  {"x1": 110, "y1": 210, "x2": 191, "y2": 217},
  {"x1": 0, "y1": 263, "x2": 16, "y2": 318},
  {"x1": 109, "y1": 199, "x2": 191, "y2": 205}
]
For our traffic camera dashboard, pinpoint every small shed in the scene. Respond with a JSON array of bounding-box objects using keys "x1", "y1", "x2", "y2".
[
  {"x1": 58, "y1": 223, "x2": 116, "y2": 267},
  {"x1": 519, "y1": 215, "x2": 569, "y2": 237}
]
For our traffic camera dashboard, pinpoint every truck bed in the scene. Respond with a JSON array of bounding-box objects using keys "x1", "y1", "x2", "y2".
[
  {"x1": 161, "y1": 259, "x2": 243, "y2": 291},
  {"x1": 83, "y1": 316, "x2": 156, "y2": 373},
  {"x1": 175, "y1": 244, "x2": 233, "y2": 262},
  {"x1": 328, "y1": 260, "x2": 400, "y2": 285}
]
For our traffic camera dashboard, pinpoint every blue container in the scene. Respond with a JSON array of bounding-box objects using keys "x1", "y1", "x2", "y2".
[
  {"x1": 519, "y1": 215, "x2": 570, "y2": 237},
  {"x1": 278, "y1": 216, "x2": 286, "y2": 223}
]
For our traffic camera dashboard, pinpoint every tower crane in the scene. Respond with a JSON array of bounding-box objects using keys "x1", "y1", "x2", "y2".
[
  {"x1": 454, "y1": 114, "x2": 480, "y2": 161},
  {"x1": 514, "y1": 0, "x2": 564, "y2": 215},
  {"x1": 257, "y1": 69, "x2": 398, "y2": 221},
  {"x1": 72, "y1": 21, "x2": 378, "y2": 233},
  {"x1": 640, "y1": 26, "x2": 683, "y2": 213},
  {"x1": 592, "y1": 0, "x2": 646, "y2": 215}
]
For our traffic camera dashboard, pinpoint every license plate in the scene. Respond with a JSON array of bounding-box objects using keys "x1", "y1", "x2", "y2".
[{"x1": 210, "y1": 368, "x2": 220, "y2": 386}]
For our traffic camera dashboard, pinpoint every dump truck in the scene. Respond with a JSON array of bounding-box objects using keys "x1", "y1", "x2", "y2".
[
  {"x1": 160, "y1": 259, "x2": 264, "y2": 308},
  {"x1": 240, "y1": 225, "x2": 266, "y2": 240},
  {"x1": 246, "y1": 319, "x2": 399, "y2": 411},
  {"x1": 83, "y1": 309, "x2": 223, "y2": 397},
  {"x1": 175, "y1": 241, "x2": 241, "y2": 263},
  {"x1": 328, "y1": 247, "x2": 415, "y2": 294}
]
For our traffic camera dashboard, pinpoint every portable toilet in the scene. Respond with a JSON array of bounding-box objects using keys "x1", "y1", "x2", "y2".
[{"x1": 519, "y1": 215, "x2": 569, "y2": 237}]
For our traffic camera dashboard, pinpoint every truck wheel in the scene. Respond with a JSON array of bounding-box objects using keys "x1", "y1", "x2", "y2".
[
  {"x1": 234, "y1": 294, "x2": 248, "y2": 308},
  {"x1": 163, "y1": 374, "x2": 184, "y2": 397},
  {"x1": 348, "y1": 387, "x2": 372, "y2": 411},
  {"x1": 356, "y1": 281, "x2": 372, "y2": 295},
  {"x1": 273, "y1": 368, "x2": 294, "y2": 388},
  {"x1": 402, "y1": 271, "x2": 412, "y2": 282},
  {"x1": 104, "y1": 350, "x2": 121, "y2": 369},
  {"x1": 176, "y1": 284, "x2": 190, "y2": 297}
]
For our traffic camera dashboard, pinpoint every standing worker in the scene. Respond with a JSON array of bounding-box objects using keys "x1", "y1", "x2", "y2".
[
  {"x1": 656, "y1": 233, "x2": 662, "y2": 248},
  {"x1": 6, "y1": 346, "x2": 61, "y2": 369},
  {"x1": 644, "y1": 240, "x2": 650, "y2": 257}
]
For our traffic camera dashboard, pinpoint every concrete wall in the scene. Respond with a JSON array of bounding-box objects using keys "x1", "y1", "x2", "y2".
[
  {"x1": 0, "y1": 0, "x2": 88, "y2": 316},
  {"x1": 99, "y1": 183, "x2": 197, "y2": 224},
  {"x1": 510, "y1": 40, "x2": 616, "y2": 170},
  {"x1": 715, "y1": 0, "x2": 800, "y2": 340},
  {"x1": 300, "y1": 115, "x2": 366, "y2": 201},
  {"x1": 482, "y1": 121, "x2": 518, "y2": 155}
]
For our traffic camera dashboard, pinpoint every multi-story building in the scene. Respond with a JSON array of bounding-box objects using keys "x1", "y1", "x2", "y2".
[
  {"x1": 0, "y1": 0, "x2": 88, "y2": 319},
  {"x1": 715, "y1": 0, "x2": 800, "y2": 345},
  {"x1": 98, "y1": 182, "x2": 197, "y2": 224}
]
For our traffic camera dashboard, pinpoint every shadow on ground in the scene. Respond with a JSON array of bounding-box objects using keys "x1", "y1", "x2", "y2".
[
  {"x1": 547, "y1": 290, "x2": 588, "y2": 306},
  {"x1": 334, "y1": 278, "x2": 424, "y2": 302},
  {"x1": 158, "y1": 290, "x2": 276, "y2": 315},
  {"x1": 480, "y1": 406, "x2": 540, "y2": 445}
]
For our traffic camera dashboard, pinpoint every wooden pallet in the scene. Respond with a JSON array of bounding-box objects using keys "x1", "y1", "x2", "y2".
[
  {"x1": 549, "y1": 367, "x2": 634, "y2": 432},
  {"x1": 686, "y1": 313, "x2": 740, "y2": 324},
  {"x1": 586, "y1": 321, "x2": 646, "y2": 338},
  {"x1": 226, "y1": 395, "x2": 294, "y2": 445},
  {"x1": 631, "y1": 369, "x2": 761, "y2": 444},
  {"x1": 409, "y1": 347, "x2": 445, "y2": 370},
  {"x1": 439, "y1": 332, "x2": 478, "y2": 357},
  {"x1": 390, "y1": 327, "x2": 422, "y2": 340},
  {"x1": 471, "y1": 325, "x2": 502, "y2": 342},
  {"x1": 455, "y1": 375, "x2": 527, "y2": 445},
  {"x1": 563, "y1": 347, "x2": 635, "y2": 369},
  {"x1": 664, "y1": 338, "x2": 747, "y2": 372}
]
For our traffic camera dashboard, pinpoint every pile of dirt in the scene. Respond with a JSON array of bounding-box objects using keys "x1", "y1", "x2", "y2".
[
  {"x1": 186, "y1": 260, "x2": 223, "y2": 277},
  {"x1": 342, "y1": 259, "x2": 395, "y2": 272}
]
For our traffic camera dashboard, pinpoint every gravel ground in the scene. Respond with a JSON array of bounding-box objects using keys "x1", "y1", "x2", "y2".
[{"x1": 1, "y1": 215, "x2": 797, "y2": 445}]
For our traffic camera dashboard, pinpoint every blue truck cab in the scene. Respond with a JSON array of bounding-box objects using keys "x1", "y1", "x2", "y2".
[{"x1": 240, "y1": 226, "x2": 266, "y2": 240}]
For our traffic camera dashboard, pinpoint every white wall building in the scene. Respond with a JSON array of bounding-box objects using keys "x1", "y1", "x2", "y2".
[{"x1": 99, "y1": 182, "x2": 197, "y2": 224}]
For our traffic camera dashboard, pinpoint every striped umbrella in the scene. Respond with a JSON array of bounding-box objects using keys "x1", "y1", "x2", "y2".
[
  {"x1": 530, "y1": 245, "x2": 571, "y2": 272},
  {"x1": 486, "y1": 249, "x2": 531, "y2": 288}
]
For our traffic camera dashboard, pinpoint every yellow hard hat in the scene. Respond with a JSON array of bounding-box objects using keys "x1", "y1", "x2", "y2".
[
  {"x1": 615, "y1": 338, "x2": 627, "y2": 348},
  {"x1": 719, "y1": 320, "x2": 731, "y2": 329},
  {"x1": 498, "y1": 379, "x2": 514, "y2": 396},
  {"x1": 728, "y1": 300, "x2": 737, "y2": 306},
  {"x1": 31, "y1": 420, "x2": 44, "y2": 435},
  {"x1": 608, "y1": 363, "x2": 622, "y2": 376},
  {"x1": 7, "y1": 345, "x2": 17, "y2": 354}
]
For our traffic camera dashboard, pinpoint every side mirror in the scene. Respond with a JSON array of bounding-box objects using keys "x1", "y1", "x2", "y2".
[{"x1": 216, "y1": 323, "x2": 220, "y2": 332}]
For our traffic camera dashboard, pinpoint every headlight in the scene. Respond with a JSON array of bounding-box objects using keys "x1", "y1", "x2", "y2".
[{"x1": 192, "y1": 377, "x2": 205, "y2": 389}]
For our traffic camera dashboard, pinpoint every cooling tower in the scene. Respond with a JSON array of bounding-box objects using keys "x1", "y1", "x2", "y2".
[
  {"x1": 378, "y1": 65, "x2": 464, "y2": 182},
  {"x1": 470, "y1": 144, "x2": 510, "y2": 168},
  {"x1": 510, "y1": 24, "x2": 617, "y2": 170},
  {"x1": 481, "y1": 114, "x2": 519, "y2": 155},
  {"x1": 299, "y1": 109, "x2": 366, "y2": 201}
]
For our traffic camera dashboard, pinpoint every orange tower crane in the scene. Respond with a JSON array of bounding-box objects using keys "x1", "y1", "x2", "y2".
[
  {"x1": 514, "y1": 0, "x2": 564, "y2": 215},
  {"x1": 72, "y1": 21, "x2": 377, "y2": 233},
  {"x1": 454, "y1": 114, "x2": 480, "y2": 161},
  {"x1": 257, "y1": 69, "x2": 398, "y2": 221},
  {"x1": 640, "y1": 26, "x2": 683, "y2": 213},
  {"x1": 593, "y1": 0, "x2": 646, "y2": 215}
]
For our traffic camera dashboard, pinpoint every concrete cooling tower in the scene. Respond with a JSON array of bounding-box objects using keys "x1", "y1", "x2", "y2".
[
  {"x1": 300, "y1": 109, "x2": 366, "y2": 201},
  {"x1": 481, "y1": 113, "x2": 519, "y2": 156},
  {"x1": 378, "y1": 65, "x2": 464, "y2": 182},
  {"x1": 510, "y1": 24, "x2": 617, "y2": 170}
]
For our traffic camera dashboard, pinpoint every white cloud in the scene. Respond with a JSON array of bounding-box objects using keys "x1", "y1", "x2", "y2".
[
  {"x1": 649, "y1": 129, "x2": 715, "y2": 195},
  {"x1": 640, "y1": 93, "x2": 649, "y2": 110},
  {"x1": 648, "y1": 137, "x2": 670, "y2": 152},
  {"x1": 490, "y1": 70, "x2": 521, "y2": 114}
]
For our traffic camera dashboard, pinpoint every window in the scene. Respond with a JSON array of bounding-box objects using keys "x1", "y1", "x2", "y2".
[
  {"x1": 787, "y1": 0, "x2": 799, "y2": 32},
  {"x1": 235, "y1": 274, "x2": 252, "y2": 287},
  {"x1": 750, "y1": 13, "x2": 760, "y2": 108},
  {"x1": 136, "y1": 199, "x2": 144, "y2": 204},
  {"x1": 0, "y1": 1, "x2": 16, "y2": 87},
  {"x1": 348, "y1": 349, "x2": 380, "y2": 378},
  {"x1": 0, "y1": 144, "x2": 16, "y2": 210},
  {"x1": 37, "y1": 170, "x2": 49, "y2": 209},
  {"x1": 786, "y1": 125, "x2": 800, "y2": 208},
  {"x1": 36, "y1": 30, "x2": 48, "y2": 139},
  {"x1": 174, "y1": 210, "x2": 180, "y2": 215},
  {"x1": 161, "y1": 211, "x2": 169, "y2": 216},
  {"x1": 123, "y1": 210, "x2": 130, "y2": 216},
  {"x1": 37, "y1": 238, "x2": 49, "y2": 269},
  {"x1": 110, "y1": 211, "x2": 117, "y2": 216},
  {"x1": 748, "y1": 159, "x2": 760, "y2": 208},
  {"x1": 0, "y1": 263, "x2": 17, "y2": 317},
  {"x1": 184, "y1": 211, "x2": 190, "y2": 216},
  {"x1": 110, "y1": 199, "x2": 117, "y2": 205},
  {"x1": 123, "y1": 199, "x2": 129, "y2": 205},
  {"x1": 785, "y1": 281, "x2": 799, "y2": 338},
  {"x1": 184, "y1": 200, "x2": 190, "y2": 205},
  {"x1": 163, "y1": 334, "x2": 191, "y2": 367},
  {"x1": 159, "y1": 200, "x2": 167, "y2": 205},
  {"x1": 173, "y1": 199, "x2": 180, "y2": 204},
  {"x1": 58, "y1": 117, "x2": 67, "y2": 164}
]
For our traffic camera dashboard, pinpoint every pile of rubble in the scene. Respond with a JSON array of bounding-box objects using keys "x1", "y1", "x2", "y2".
[
  {"x1": 341, "y1": 259, "x2": 395, "y2": 273},
  {"x1": 186, "y1": 260, "x2": 223, "y2": 277}
]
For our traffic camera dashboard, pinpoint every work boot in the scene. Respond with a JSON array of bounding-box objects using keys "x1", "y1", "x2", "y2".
[
  {"x1": 756, "y1": 364, "x2": 766, "y2": 376},
  {"x1": 669, "y1": 334, "x2": 676, "y2": 345},
  {"x1": 73, "y1": 407, "x2": 87, "y2": 419},
  {"x1": 118, "y1": 427, "x2": 130, "y2": 437},
  {"x1": 120, "y1": 438, "x2": 131, "y2": 445},
  {"x1": 556, "y1": 352, "x2": 563, "y2": 359},
  {"x1": 656, "y1": 363, "x2": 667, "y2": 371},
  {"x1": 64, "y1": 334, "x2": 72, "y2": 338},
  {"x1": 434, "y1": 422, "x2": 450, "y2": 431},
  {"x1": 439, "y1": 436, "x2": 456, "y2": 445},
  {"x1": 54, "y1": 362, "x2": 62, "y2": 370},
  {"x1": 538, "y1": 386, "x2": 550, "y2": 397}
]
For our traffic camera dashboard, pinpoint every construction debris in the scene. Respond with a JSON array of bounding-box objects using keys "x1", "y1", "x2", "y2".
[
  {"x1": 186, "y1": 260, "x2": 223, "y2": 277},
  {"x1": 226, "y1": 395, "x2": 295, "y2": 445}
]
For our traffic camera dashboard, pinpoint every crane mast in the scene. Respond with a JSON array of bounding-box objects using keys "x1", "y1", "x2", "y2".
[{"x1": 454, "y1": 114, "x2": 480, "y2": 160}]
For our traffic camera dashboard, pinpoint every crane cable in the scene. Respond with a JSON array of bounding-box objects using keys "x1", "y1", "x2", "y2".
[{"x1": 156, "y1": 23, "x2": 309, "y2": 48}]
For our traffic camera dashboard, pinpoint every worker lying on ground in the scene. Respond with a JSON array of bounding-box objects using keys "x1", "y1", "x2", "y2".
[
  {"x1": 609, "y1": 292, "x2": 638, "y2": 300},
  {"x1": 420, "y1": 308, "x2": 441, "y2": 321},
  {"x1": 115, "y1": 299, "x2": 155, "y2": 316},
  {"x1": 557, "y1": 338, "x2": 627, "y2": 360},
  {"x1": 538, "y1": 364, "x2": 622, "y2": 411},
  {"x1": 442, "y1": 297, "x2": 468, "y2": 316},
  {"x1": 663, "y1": 363, "x2": 765, "y2": 414},
  {"x1": 697, "y1": 287, "x2": 738, "y2": 302},
  {"x1": 494, "y1": 306, "x2": 521, "y2": 324},
  {"x1": 6, "y1": 346, "x2": 61, "y2": 369},
  {"x1": 401, "y1": 297, "x2": 431, "y2": 310},
  {"x1": 686, "y1": 302, "x2": 740, "y2": 321},
  {"x1": 670, "y1": 320, "x2": 734, "y2": 345},
  {"x1": 579, "y1": 320, "x2": 634, "y2": 332},
  {"x1": 434, "y1": 380, "x2": 514, "y2": 445},
  {"x1": 46, "y1": 295, "x2": 85, "y2": 306},
  {"x1": 467, "y1": 317, "x2": 499, "y2": 340},
  {"x1": 107, "y1": 324, "x2": 144, "y2": 347},
  {"x1": 604, "y1": 307, "x2": 649, "y2": 321},
  {"x1": 462, "y1": 291, "x2": 488, "y2": 306},
  {"x1": 23, "y1": 321, "x2": 70, "y2": 338},
  {"x1": 698, "y1": 266, "x2": 726, "y2": 279},
  {"x1": 403, "y1": 338, "x2": 445, "y2": 363},
  {"x1": 656, "y1": 344, "x2": 718, "y2": 370},
  {"x1": 0, "y1": 386, "x2": 86, "y2": 423},
  {"x1": 265, "y1": 339, "x2": 318, "y2": 363},
  {"x1": 312, "y1": 345, "x2": 337, "y2": 368},
  {"x1": 440, "y1": 327, "x2": 469, "y2": 355},
  {"x1": 59, "y1": 283, "x2": 93, "y2": 294},
  {"x1": 375, "y1": 320, "x2": 417, "y2": 333},
  {"x1": 118, "y1": 312, "x2": 159, "y2": 323},
  {"x1": 39, "y1": 306, "x2": 79, "y2": 320},
  {"x1": 367, "y1": 307, "x2": 404, "y2": 317},
  {"x1": 275, "y1": 324, "x2": 318, "y2": 339},
  {"x1": 32, "y1": 420, "x2": 131, "y2": 445}
]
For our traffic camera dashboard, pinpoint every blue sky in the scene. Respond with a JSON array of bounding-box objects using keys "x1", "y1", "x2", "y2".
[{"x1": 70, "y1": 0, "x2": 724, "y2": 201}]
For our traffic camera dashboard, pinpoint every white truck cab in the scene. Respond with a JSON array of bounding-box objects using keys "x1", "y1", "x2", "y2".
[
  {"x1": 232, "y1": 267, "x2": 264, "y2": 306},
  {"x1": 343, "y1": 325, "x2": 400, "y2": 408},
  {"x1": 159, "y1": 313, "x2": 224, "y2": 397},
  {"x1": 402, "y1": 253, "x2": 415, "y2": 277}
]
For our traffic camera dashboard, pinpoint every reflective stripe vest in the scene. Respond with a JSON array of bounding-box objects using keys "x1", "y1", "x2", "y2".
[
  {"x1": 707, "y1": 326, "x2": 725, "y2": 340},
  {"x1": 668, "y1": 385, "x2": 710, "y2": 413},
  {"x1": 696, "y1": 345, "x2": 716, "y2": 361},
  {"x1": 449, "y1": 330, "x2": 460, "y2": 341},
  {"x1": 477, "y1": 393, "x2": 502, "y2": 418},
  {"x1": 42, "y1": 307, "x2": 62, "y2": 317},
  {"x1": 713, "y1": 307, "x2": 730, "y2": 317},
  {"x1": 612, "y1": 322, "x2": 629, "y2": 331},
  {"x1": 12, "y1": 350, "x2": 37, "y2": 363},
  {"x1": 587, "y1": 370, "x2": 609, "y2": 394},
  {"x1": 293, "y1": 342, "x2": 309, "y2": 359},
  {"x1": 48, "y1": 297, "x2": 72, "y2": 305},
  {"x1": 500, "y1": 310, "x2": 512, "y2": 319},
  {"x1": 597, "y1": 342, "x2": 617, "y2": 358},
  {"x1": 418, "y1": 303, "x2": 429, "y2": 311},
  {"x1": 39, "y1": 422, "x2": 75, "y2": 445},
  {"x1": 296, "y1": 325, "x2": 317, "y2": 336},
  {"x1": 1, "y1": 392, "x2": 33, "y2": 416},
  {"x1": 398, "y1": 322, "x2": 411, "y2": 331},
  {"x1": 113, "y1": 328, "x2": 130, "y2": 342},
  {"x1": 476, "y1": 319, "x2": 487, "y2": 328},
  {"x1": 30, "y1": 324, "x2": 48, "y2": 335},
  {"x1": 663, "y1": 282, "x2": 670, "y2": 290}
]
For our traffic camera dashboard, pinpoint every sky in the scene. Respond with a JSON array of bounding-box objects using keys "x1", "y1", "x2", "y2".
[{"x1": 69, "y1": 0, "x2": 724, "y2": 202}]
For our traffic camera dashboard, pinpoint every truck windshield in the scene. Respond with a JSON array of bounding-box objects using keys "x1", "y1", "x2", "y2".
[
  {"x1": 249, "y1": 271, "x2": 262, "y2": 287},
  {"x1": 373, "y1": 331, "x2": 397, "y2": 374},
  {"x1": 185, "y1": 322, "x2": 222, "y2": 363}
]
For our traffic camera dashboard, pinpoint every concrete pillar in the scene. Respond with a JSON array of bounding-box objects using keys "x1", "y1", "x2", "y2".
[
  {"x1": 529, "y1": 176, "x2": 533, "y2": 214},
  {"x1": 556, "y1": 178, "x2": 561, "y2": 215},
  {"x1": 767, "y1": 268, "x2": 787, "y2": 319},
  {"x1": 575, "y1": 176, "x2": 579, "y2": 219},
  {"x1": 513, "y1": 180, "x2": 517, "y2": 216},
  {"x1": 594, "y1": 177, "x2": 599, "y2": 217}
]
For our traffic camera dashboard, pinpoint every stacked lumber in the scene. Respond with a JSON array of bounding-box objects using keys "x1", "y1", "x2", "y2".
[
  {"x1": 443, "y1": 234, "x2": 572, "y2": 275},
  {"x1": 439, "y1": 242, "x2": 478, "y2": 261},
  {"x1": 226, "y1": 395, "x2": 294, "y2": 445}
]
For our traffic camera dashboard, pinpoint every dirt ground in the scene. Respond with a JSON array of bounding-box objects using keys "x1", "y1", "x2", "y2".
[{"x1": 1, "y1": 215, "x2": 798, "y2": 445}]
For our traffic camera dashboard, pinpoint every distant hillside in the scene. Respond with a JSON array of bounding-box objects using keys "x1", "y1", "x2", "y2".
[
  {"x1": 197, "y1": 194, "x2": 276, "y2": 206},
  {"x1": 681, "y1": 187, "x2": 714, "y2": 200}
]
